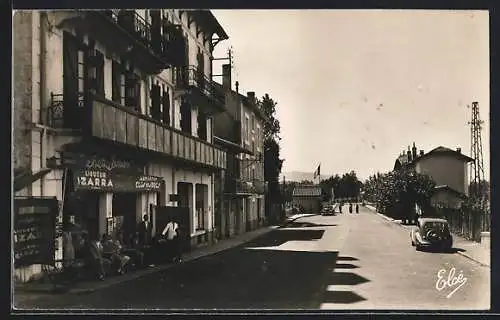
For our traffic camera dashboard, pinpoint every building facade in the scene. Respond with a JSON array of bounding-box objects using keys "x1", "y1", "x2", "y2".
[
  {"x1": 393, "y1": 143, "x2": 474, "y2": 209},
  {"x1": 212, "y1": 65, "x2": 266, "y2": 239},
  {"x1": 292, "y1": 185, "x2": 322, "y2": 214},
  {"x1": 13, "y1": 9, "x2": 229, "y2": 282}
]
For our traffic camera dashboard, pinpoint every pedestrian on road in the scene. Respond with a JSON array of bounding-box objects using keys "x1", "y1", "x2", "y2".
[
  {"x1": 162, "y1": 216, "x2": 182, "y2": 263},
  {"x1": 356, "y1": 203, "x2": 359, "y2": 213},
  {"x1": 349, "y1": 203, "x2": 353, "y2": 214},
  {"x1": 339, "y1": 203, "x2": 343, "y2": 214}
]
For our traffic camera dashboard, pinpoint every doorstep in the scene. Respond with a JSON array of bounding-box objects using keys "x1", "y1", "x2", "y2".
[{"x1": 15, "y1": 226, "x2": 275, "y2": 297}]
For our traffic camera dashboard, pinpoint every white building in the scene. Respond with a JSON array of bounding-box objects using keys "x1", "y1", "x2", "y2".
[{"x1": 13, "y1": 9, "x2": 228, "y2": 282}]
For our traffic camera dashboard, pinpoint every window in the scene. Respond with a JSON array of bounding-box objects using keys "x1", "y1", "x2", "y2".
[
  {"x1": 63, "y1": 31, "x2": 86, "y2": 128},
  {"x1": 196, "y1": 199, "x2": 204, "y2": 230},
  {"x1": 251, "y1": 115, "x2": 255, "y2": 132},
  {"x1": 150, "y1": 81, "x2": 161, "y2": 121},
  {"x1": 124, "y1": 70, "x2": 141, "y2": 112},
  {"x1": 161, "y1": 85, "x2": 170, "y2": 125},
  {"x1": 197, "y1": 111, "x2": 207, "y2": 140},
  {"x1": 245, "y1": 116, "x2": 250, "y2": 141},
  {"x1": 87, "y1": 48, "x2": 104, "y2": 97},
  {"x1": 180, "y1": 98, "x2": 191, "y2": 134},
  {"x1": 112, "y1": 60, "x2": 123, "y2": 104}
]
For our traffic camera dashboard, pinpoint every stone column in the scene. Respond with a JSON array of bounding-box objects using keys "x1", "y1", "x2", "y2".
[{"x1": 98, "y1": 193, "x2": 113, "y2": 237}]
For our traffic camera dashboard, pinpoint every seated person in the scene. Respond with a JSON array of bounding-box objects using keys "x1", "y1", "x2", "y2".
[
  {"x1": 81, "y1": 232, "x2": 111, "y2": 281},
  {"x1": 117, "y1": 231, "x2": 145, "y2": 269},
  {"x1": 101, "y1": 234, "x2": 131, "y2": 275}
]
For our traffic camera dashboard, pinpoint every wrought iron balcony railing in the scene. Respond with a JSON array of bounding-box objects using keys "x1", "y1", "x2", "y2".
[
  {"x1": 225, "y1": 178, "x2": 267, "y2": 195},
  {"x1": 175, "y1": 66, "x2": 226, "y2": 110},
  {"x1": 39, "y1": 93, "x2": 86, "y2": 129}
]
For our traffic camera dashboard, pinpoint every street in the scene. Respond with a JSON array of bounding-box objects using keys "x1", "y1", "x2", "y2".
[{"x1": 15, "y1": 206, "x2": 490, "y2": 310}]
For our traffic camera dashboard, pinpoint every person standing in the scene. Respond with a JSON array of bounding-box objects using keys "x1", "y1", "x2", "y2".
[
  {"x1": 137, "y1": 214, "x2": 152, "y2": 246},
  {"x1": 355, "y1": 203, "x2": 359, "y2": 213},
  {"x1": 349, "y1": 203, "x2": 353, "y2": 214},
  {"x1": 162, "y1": 216, "x2": 182, "y2": 263}
]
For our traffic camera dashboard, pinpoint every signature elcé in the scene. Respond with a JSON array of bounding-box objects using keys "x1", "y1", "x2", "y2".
[{"x1": 435, "y1": 267, "x2": 468, "y2": 298}]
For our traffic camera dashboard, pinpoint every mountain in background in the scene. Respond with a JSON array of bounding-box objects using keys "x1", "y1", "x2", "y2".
[{"x1": 279, "y1": 171, "x2": 330, "y2": 183}]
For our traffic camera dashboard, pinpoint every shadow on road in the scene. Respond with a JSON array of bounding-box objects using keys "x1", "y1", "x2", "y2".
[
  {"x1": 418, "y1": 247, "x2": 467, "y2": 254},
  {"x1": 243, "y1": 229, "x2": 325, "y2": 248},
  {"x1": 280, "y1": 221, "x2": 338, "y2": 228},
  {"x1": 314, "y1": 255, "x2": 369, "y2": 308}
]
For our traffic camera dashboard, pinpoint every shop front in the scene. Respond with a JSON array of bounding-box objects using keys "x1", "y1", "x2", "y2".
[{"x1": 61, "y1": 153, "x2": 165, "y2": 253}]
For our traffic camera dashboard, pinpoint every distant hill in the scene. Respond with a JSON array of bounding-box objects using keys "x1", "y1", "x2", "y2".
[{"x1": 280, "y1": 171, "x2": 330, "y2": 183}]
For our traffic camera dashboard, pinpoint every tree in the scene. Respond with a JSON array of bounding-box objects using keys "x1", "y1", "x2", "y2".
[
  {"x1": 375, "y1": 168, "x2": 436, "y2": 222},
  {"x1": 259, "y1": 94, "x2": 284, "y2": 222}
]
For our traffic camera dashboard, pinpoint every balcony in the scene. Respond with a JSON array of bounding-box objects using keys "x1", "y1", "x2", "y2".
[
  {"x1": 40, "y1": 93, "x2": 227, "y2": 170},
  {"x1": 175, "y1": 66, "x2": 226, "y2": 115},
  {"x1": 53, "y1": 10, "x2": 185, "y2": 74}
]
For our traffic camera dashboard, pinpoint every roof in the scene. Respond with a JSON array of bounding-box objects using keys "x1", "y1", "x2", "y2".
[
  {"x1": 434, "y1": 185, "x2": 468, "y2": 199},
  {"x1": 292, "y1": 186, "x2": 322, "y2": 197},
  {"x1": 394, "y1": 145, "x2": 474, "y2": 170},
  {"x1": 418, "y1": 217, "x2": 449, "y2": 224},
  {"x1": 189, "y1": 10, "x2": 229, "y2": 41},
  {"x1": 412, "y1": 146, "x2": 474, "y2": 164}
]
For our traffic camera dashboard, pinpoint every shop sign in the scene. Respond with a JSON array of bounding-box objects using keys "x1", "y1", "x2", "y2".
[
  {"x1": 14, "y1": 197, "x2": 58, "y2": 267},
  {"x1": 74, "y1": 169, "x2": 163, "y2": 192},
  {"x1": 63, "y1": 153, "x2": 144, "y2": 173}
]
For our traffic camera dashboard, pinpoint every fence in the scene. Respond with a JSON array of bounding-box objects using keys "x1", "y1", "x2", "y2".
[{"x1": 436, "y1": 205, "x2": 490, "y2": 242}]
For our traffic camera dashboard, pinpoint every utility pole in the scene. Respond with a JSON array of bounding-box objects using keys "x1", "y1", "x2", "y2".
[{"x1": 468, "y1": 101, "x2": 485, "y2": 199}]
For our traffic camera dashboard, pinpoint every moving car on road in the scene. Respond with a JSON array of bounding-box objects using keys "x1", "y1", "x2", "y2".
[
  {"x1": 321, "y1": 204, "x2": 336, "y2": 216},
  {"x1": 410, "y1": 217, "x2": 453, "y2": 252}
]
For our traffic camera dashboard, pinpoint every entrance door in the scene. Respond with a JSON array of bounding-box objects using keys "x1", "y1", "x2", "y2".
[{"x1": 113, "y1": 192, "x2": 137, "y2": 243}]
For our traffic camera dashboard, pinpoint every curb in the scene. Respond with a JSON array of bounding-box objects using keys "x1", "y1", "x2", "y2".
[
  {"x1": 281, "y1": 214, "x2": 320, "y2": 227},
  {"x1": 16, "y1": 227, "x2": 275, "y2": 296},
  {"x1": 456, "y1": 250, "x2": 490, "y2": 268}
]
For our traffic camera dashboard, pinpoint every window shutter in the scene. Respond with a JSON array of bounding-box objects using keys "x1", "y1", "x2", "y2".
[
  {"x1": 112, "y1": 61, "x2": 122, "y2": 103},
  {"x1": 162, "y1": 87, "x2": 170, "y2": 125}
]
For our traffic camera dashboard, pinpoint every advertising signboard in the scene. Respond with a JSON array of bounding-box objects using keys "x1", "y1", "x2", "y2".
[{"x1": 14, "y1": 197, "x2": 58, "y2": 267}]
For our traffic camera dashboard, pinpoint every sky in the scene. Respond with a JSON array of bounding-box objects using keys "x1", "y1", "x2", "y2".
[{"x1": 211, "y1": 10, "x2": 490, "y2": 181}]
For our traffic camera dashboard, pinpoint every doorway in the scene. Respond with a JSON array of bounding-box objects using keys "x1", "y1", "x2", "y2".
[{"x1": 112, "y1": 192, "x2": 137, "y2": 243}]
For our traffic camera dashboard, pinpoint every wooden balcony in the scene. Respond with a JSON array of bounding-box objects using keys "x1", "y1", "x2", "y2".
[
  {"x1": 90, "y1": 97, "x2": 226, "y2": 169},
  {"x1": 175, "y1": 66, "x2": 226, "y2": 115},
  {"x1": 53, "y1": 10, "x2": 185, "y2": 74},
  {"x1": 40, "y1": 94, "x2": 226, "y2": 170}
]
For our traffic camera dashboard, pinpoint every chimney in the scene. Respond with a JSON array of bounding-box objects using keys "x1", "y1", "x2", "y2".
[
  {"x1": 247, "y1": 91, "x2": 255, "y2": 104},
  {"x1": 456, "y1": 147, "x2": 461, "y2": 154},
  {"x1": 412, "y1": 142, "x2": 417, "y2": 159},
  {"x1": 222, "y1": 64, "x2": 231, "y2": 90},
  {"x1": 420, "y1": 150, "x2": 424, "y2": 156}
]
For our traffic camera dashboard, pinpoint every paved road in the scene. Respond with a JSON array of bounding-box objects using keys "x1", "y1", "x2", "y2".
[{"x1": 15, "y1": 207, "x2": 490, "y2": 310}]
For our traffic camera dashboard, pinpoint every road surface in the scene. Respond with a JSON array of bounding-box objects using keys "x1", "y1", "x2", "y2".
[{"x1": 15, "y1": 206, "x2": 490, "y2": 310}]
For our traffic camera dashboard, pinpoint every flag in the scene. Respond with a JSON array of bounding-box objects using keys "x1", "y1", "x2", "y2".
[{"x1": 313, "y1": 164, "x2": 321, "y2": 179}]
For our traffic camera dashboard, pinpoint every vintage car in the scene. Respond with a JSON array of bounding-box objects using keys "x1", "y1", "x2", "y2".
[{"x1": 410, "y1": 217, "x2": 453, "y2": 251}]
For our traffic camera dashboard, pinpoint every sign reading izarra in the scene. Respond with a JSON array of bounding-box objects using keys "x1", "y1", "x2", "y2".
[{"x1": 14, "y1": 197, "x2": 58, "y2": 267}]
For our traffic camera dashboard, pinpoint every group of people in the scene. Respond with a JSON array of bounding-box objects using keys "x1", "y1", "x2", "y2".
[
  {"x1": 62, "y1": 214, "x2": 184, "y2": 281},
  {"x1": 337, "y1": 202, "x2": 360, "y2": 214}
]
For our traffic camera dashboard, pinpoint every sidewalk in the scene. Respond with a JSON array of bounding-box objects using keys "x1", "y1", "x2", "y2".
[
  {"x1": 364, "y1": 204, "x2": 490, "y2": 267},
  {"x1": 15, "y1": 225, "x2": 276, "y2": 300}
]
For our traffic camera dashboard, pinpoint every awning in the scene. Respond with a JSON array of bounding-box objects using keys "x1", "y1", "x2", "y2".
[{"x1": 14, "y1": 168, "x2": 52, "y2": 192}]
